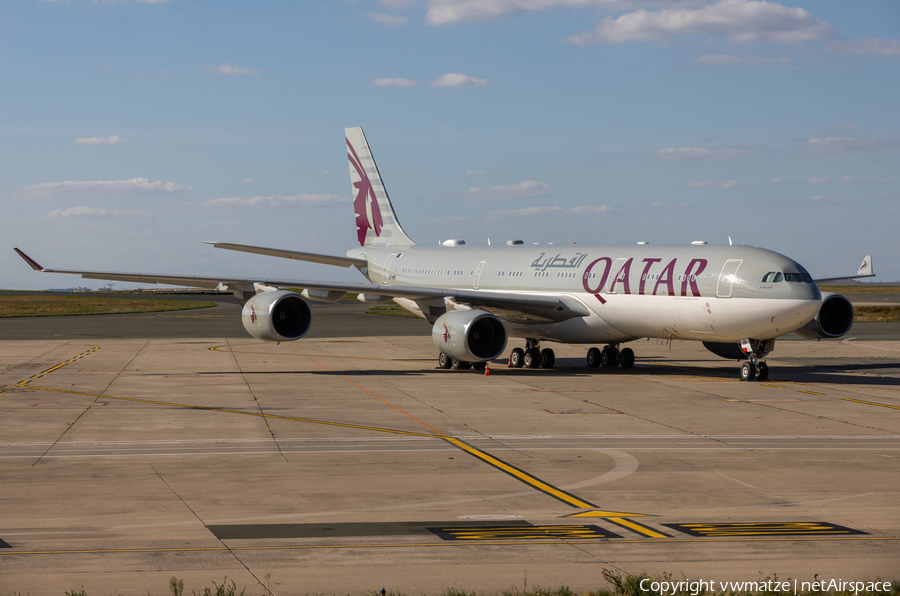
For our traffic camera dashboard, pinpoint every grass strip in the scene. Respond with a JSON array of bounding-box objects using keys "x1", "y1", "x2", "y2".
[
  {"x1": 854, "y1": 306, "x2": 900, "y2": 323},
  {"x1": 365, "y1": 303, "x2": 422, "y2": 319},
  {"x1": 0, "y1": 295, "x2": 215, "y2": 318},
  {"x1": 820, "y1": 285, "x2": 900, "y2": 294}
]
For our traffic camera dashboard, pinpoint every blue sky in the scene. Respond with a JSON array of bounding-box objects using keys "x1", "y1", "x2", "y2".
[{"x1": 2, "y1": 0, "x2": 898, "y2": 289}]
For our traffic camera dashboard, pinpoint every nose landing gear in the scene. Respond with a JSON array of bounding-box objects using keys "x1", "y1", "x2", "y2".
[{"x1": 738, "y1": 339, "x2": 773, "y2": 381}]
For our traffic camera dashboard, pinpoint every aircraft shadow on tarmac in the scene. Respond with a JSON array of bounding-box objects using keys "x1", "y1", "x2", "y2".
[{"x1": 192, "y1": 358, "x2": 900, "y2": 386}]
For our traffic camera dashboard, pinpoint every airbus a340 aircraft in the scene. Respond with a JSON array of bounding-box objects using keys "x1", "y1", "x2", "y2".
[{"x1": 15, "y1": 128, "x2": 875, "y2": 380}]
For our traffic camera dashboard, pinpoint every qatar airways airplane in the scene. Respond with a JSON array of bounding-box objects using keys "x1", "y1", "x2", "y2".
[{"x1": 15, "y1": 127, "x2": 875, "y2": 381}]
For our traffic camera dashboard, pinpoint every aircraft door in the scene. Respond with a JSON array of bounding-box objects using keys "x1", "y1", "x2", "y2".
[
  {"x1": 382, "y1": 253, "x2": 398, "y2": 284},
  {"x1": 473, "y1": 260, "x2": 487, "y2": 290},
  {"x1": 716, "y1": 259, "x2": 743, "y2": 298}
]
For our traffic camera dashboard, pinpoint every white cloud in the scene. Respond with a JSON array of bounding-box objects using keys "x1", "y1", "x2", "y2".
[
  {"x1": 485, "y1": 204, "x2": 615, "y2": 220},
  {"x1": 463, "y1": 170, "x2": 486, "y2": 175},
  {"x1": 770, "y1": 178, "x2": 783, "y2": 185},
  {"x1": 692, "y1": 54, "x2": 787, "y2": 64},
  {"x1": 381, "y1": 0, "x2": 417, "y2": 7},
  {"x1": 811, "y1": 195, "x2": 839, "y2": 205},
  {"x1": 213, "y1": 64, "x2": 259, "y2": 76},
  {"x1": 651, "y1": 147, "x2": 746, "y2": 160},
  {"x1": 241, "y1": 178, "x2": 261, "y2": 184},
  {"x1": 806, "y1": 177, "x2": 829, "y2": 184},
  {"x1": 687, "y1": 180, "x2": 740, "y2": 188},
  {"x1": 465, "y1": 180, "x2": 549, "y2": 200},
  {"x1": 204, "y1": 194, "x2": 345, "y2": 207},
  {"x1": 73, "y1": 135, "x2": 128, "y2": 145},
  {"x1": 19, "y1": 178, "x2": 193, "y2": 197},
  {"x1": 321, "y1": 169, "x2": 347, "y2": 176},
  {"x1": 805, "y1": 136, "x2": 891, "y2": 152},
  {"x1": 827, "y1": 38, "x2": 900, "y2": 56},
  {"x1": 426, "y1": 0, "x2": 616, "y2": 25},
  {"x1": 368, "y1": 12, "x2": 409, "y2": 26},
  {"x1": 430, "y1": 73, "x2": 489, "y2": 87},
  {"x1": 565, "y1": 0, "x2": 835, "y2": 46},
  {"x1": 48, "y1": 206, "x2": 152, "y2": 218},
  {"x1": 373, "y1": 77, "x2": 417, "y2": 87}
]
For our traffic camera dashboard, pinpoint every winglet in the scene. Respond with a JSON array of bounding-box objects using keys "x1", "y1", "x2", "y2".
[
  {"x1": 14, "y1": 248, "x2": 45, "y2": 271},
  {"x1": 857, "y1": 255, "x2": 873, "y2": 277}
]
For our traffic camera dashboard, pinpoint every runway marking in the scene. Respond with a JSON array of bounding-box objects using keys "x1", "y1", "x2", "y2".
[
  {"x1": 842, "y1": 397, "x2": 900, "y2": 410},
  {"x1": 16, "y1": 343, "x2": 652, "y2": 524},
  {"x1": 800, "y1": 391, "x2": 825, "y2": 396},
  {"x1": 426, "y1": 525, "x2": 620, "y2": 541},
  {"x1": 16, "y1": 346, "x2": 100, "y2": 387},
  {"x1": 664, "y1": 522, "x2": 867, "y2": 538},
  {"x1": 603, "y1": 517, "x2": 669, "y2": 538},
  {"x1": 287, "y1": 345, "x2": 649, "y2": 517},
  {"x1": 1, "y1": 536, "x2": 896, "y2": 556}
]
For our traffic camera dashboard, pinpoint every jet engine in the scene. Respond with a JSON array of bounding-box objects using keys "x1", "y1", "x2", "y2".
[
  {"x1": 792, "y1": 292, "x2": 854, "y2": 339},
  {"x1": 432, "y1": 310, "x2": 507, "y2": 363},
  {"x1": 241, "y1": 290, "x2": 312, "y2": 342}
]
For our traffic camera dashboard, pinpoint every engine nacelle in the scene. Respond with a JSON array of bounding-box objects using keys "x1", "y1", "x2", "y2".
[
  {"x1": 702, "y1": 342, "x2": 748, "y2": 360},
  {"x1": 793, "y1": 292, "x2": 854, "y2": 339},
  {"x1": 241, "y1": 291, "x2": 312, "y2": 342},
  {"x1": 432, "y1": 310, "x2": 507, "y2": 363}
]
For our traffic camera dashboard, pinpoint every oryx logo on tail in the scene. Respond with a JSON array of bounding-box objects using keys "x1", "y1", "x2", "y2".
[{"x1": 347, "y1": 138, "x2": 384, "y2": 246}]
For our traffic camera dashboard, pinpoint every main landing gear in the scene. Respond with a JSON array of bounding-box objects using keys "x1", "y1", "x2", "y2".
[
  {"x1": 586, "y1": 344, "x2": 634, "y2": 369},
  {"x1": 738, "y1": 338, "x2": 773, "y2": 381},
  {"x1": 509, "y1": 339, "x2": 555, "y2": 369}
]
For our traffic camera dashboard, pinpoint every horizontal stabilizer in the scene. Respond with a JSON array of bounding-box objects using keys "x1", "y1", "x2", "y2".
[{"x1": 205, "y1": 242, "x2": 367, "y2": 268}]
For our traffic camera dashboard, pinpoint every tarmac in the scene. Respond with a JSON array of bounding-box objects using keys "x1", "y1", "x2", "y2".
[{"x1": 0, "y1": 298, "x2": 898, "y2": 595}]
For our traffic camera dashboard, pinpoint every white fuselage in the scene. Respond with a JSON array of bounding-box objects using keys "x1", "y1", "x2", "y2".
[{"x1": 349, "y1": 243, "x2": 823, "y2": 345}]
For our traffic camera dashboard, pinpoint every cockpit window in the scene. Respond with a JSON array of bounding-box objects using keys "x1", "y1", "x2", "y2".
[
  {"x1": 784, "y1": 272, "x2": 803, "y2": 282},
  {"x1": 801, "y1": 272, "x2": 813, "y2": 283},
  {"x1": 761, "y1": 272, "x2": 784, "y2": 283}
]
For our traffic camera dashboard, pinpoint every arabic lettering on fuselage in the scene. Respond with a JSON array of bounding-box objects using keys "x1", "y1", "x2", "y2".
[
  {"x1": 530, "y1": 252, "x2": 588, "y2": 272},
  {"x1": 528, "y1": 253, "x2": 709, "y2": 301}
]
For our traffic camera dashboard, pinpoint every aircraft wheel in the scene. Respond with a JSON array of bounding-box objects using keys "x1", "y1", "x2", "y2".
[
  {"x1": 740, "y1": 361, "x2": 755, "y2": 381},
  {"x1": 540, "y1": 348, "x2": 555, "y2": 369},
  {"x1": 524, "y1": 349, "x2": 541, "y2": 369},
  {"x1": 438, "y1": 353, "x2": 453, "y2": 369},
  {"x1": 472, "y1": 361, "x2": 486, "y2": 372},
  {"x1": 510, "y1": 348, "x2": 525, "y2": 368},
  {"x1": 756, "y1": 362, "x2": 769, "y2": 381},
  {"x1": 586, "y1": 347, "x2": 601, "y2": 368},
  {"x1": 451, "y1": 358, "x2": 462, "y2": 370},
  {"x1": 601, "y1": 347, "x2": 618, "y2": 368},
  {"x1": 621, "y1": 347, "x2": 635, "y2": 369}
]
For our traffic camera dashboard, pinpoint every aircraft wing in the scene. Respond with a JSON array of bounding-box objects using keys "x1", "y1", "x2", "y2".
[
  {"x1": 14, "y1": 248, "x2": 589, "y2": 323},
  {"x1": 814, "y1": 255, "x2": 876, "y2": 283},
  {"x1": 203, "y1": 242, "x2": 367, "y2": 268}
]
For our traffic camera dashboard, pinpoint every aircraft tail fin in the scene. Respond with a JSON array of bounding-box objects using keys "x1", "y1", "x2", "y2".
[{"x1": 345, "y1": 127, "x2": 415, "y2": 248}]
